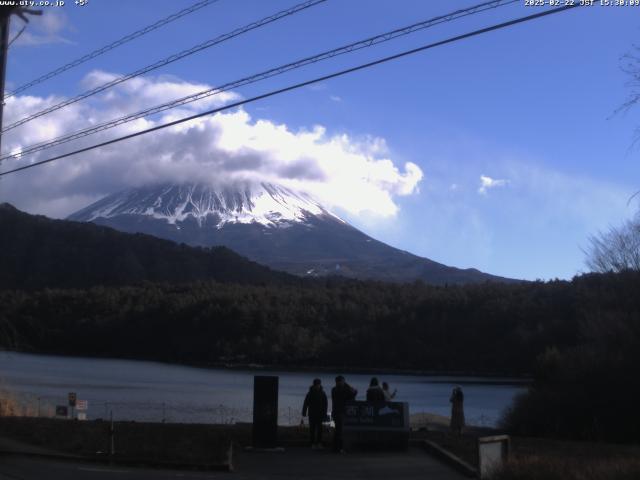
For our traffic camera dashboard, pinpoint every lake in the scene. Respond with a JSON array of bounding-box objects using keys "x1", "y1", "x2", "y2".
[{"x1": 0, "y1": 352, "x2": 528, "y2": 427}]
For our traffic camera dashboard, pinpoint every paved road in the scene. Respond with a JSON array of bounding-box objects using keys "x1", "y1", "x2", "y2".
[
  {"x1": 234, "y1": 447, "x2": 466, "y2": 479},
  {"x1": 0, "y1": 448, "x2": 466, "y2": 479},
  {"x1": 0, "y1": 456, "x2": 223, "y2": 480}
]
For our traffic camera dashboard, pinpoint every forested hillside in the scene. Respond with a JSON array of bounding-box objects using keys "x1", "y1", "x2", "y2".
[{"x1": 0, "y1": 203, "x2": 294, "y2": 289}]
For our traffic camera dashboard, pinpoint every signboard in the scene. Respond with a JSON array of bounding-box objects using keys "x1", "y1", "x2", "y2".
[
  {"x1": 77, "y1": 412, "x2": 87, "y2": 421},
  {"x1": 76, "y1": 400, "x2": 88, "y2": 411},
  {"x1": 55, "y1": 405, "x2": 68, "y2": 417},
  {"x1": 343, "y1": 401, "x2": 409, "y2": 430},
  {"x1": 478, "y1": 435, "x2": 510, "y2": 479},
  {"x1": 252, "y1": 376, "x2": 279, "y2": 448},
  {"x1": 342, "y1": 401, "x2": 409, "y2": 450},
  {"x1": 68, "y1": 392, "x2": 77, "y2": 407}
]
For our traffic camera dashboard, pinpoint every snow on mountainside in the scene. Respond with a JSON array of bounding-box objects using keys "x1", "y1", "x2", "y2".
[
  {"x1": 69, "y1": 182, "x2": 515, "y2": 285},
  {"x1": 69, "y1": 182, "x2": 344, "y2": 228}
]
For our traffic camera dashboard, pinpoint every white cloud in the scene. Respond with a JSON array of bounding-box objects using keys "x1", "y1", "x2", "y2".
[
  {"x1": 329, "y1": 95, "x2": 342, "y2": 102},
  {"x1": 0, "y1": 72, "x2": 423, "y2": 219},
  {"x1": 11, "y1": 10, "x2": 73, "y2": 47},
  {"x1": 500, "y1": 161, "x2": 631, "y2": 229},
  {"x1": 408, "y1": 150, "x2": 634, "y2": 280},
  {"x1": 478, "y1": 174, "x2": 508, "y2": 195}
]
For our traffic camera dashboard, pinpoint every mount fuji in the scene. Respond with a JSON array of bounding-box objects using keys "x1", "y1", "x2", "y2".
[{"x1": 68, "y1": 182, "x2": 510, "y2": 284}]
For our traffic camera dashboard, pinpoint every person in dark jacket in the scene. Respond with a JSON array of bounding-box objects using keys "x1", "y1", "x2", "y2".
[
  {"x1": 302, "y1": 378, "x2": 328, "y2": 449},
  {"x1": 366, "y1": 377, "x2": 386, "y2": 403},
  {"x1": 331, "y1": 375, "x2": 357, "y2": 453}
]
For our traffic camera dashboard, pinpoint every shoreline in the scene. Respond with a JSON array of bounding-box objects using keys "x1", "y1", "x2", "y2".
[{"x1": 0, "y1": 349, "x2": 533, "y2": 384}]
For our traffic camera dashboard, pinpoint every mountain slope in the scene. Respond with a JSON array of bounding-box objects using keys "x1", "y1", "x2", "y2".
[
  {"x1": 69, "y1": 182, "x2": 512, "y2": 285},
  {"x1": 0, "y1": 203, "x2": 294, "y2": 290}
]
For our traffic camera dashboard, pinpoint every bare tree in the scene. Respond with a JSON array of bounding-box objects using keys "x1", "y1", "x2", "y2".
[
  {"x1": 586, "y1": 216, "x2": 640, "y2": 272},
  {"x1": 585, "y1": 47, "x2": 640, "y2": 273},
  {"x1": 617, "y1": 45, "x2": 640, "y2": 131}
]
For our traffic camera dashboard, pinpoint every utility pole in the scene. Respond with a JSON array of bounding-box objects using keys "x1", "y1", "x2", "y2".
[
  {"x1": 0, "y1": 6, "x2": 41, "y2": 160},
  {"x1": 0, "y1": 7, "x2": 14, "y2": 158}
]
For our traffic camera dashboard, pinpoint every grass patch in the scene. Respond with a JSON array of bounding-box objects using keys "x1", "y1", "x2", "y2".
[
  {"x1": 0, "y1": 416, "x2": 312, "y2": 465},
  {"x1": 491, "y1": 456, "x2": 640, "y2": 480},
  {"x1": 414, "y1": 426, "x2": 640, "y2": 480}
]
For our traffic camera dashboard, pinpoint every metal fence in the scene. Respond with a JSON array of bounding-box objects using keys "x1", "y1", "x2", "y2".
[
  {"x1": 0, "y1": 392, "x2": 307, "y2": 425},
  {"x1": 0, "y1": 391, "x2": 497, "y2": 427}
]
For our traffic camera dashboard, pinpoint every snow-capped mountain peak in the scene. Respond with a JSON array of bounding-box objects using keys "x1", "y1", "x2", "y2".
[{"x1": 69, "y1": 182, "x2": 344, "y2": 228}]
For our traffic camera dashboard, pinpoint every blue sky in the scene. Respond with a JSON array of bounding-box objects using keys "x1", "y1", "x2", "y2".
[{"x1": 2, "y1": 0, "x2": 639, "y2": 280}]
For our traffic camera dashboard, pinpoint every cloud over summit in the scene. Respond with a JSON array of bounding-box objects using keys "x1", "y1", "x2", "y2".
[{"x1": 1, "y1": 72, "x2": 423, "y2": 219}]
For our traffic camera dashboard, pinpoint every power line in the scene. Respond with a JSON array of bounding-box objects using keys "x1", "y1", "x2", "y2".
[
  {"x1": 2, "y1": 0, "x2": 326, "y2": 133},
  {"x1": 4, "y1": 0, "x2": 223, "y2": 99},
  {"x1": 0, "y1": 4, "x2": 579, "y2": 178},
  {"x1": 8, "y1": 24, "x2": 26, "y2": 47},
  {"x1": 2, "y1": 0, "x2": 518, "y2": 163}
]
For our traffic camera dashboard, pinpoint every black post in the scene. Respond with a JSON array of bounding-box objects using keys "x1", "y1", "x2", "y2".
[
  {"x1": 109, "y1": 410, "x2": 115, "y2": 457},
  {"x1": 252, "y1": 375, "x2": 279, "y2": 448}
]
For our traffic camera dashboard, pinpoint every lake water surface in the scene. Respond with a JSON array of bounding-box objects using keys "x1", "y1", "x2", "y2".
[{"x1": 0, "y1": 352, "x2": 528, "y2": 427}]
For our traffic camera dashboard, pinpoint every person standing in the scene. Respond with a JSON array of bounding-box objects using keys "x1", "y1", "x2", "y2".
[
  {"x1": 382, "y1": 381, "x2": 397, "y2": 401},
  {"x1": 366, "y1": 377, "x2": 386, "y2": 402},
  {"x1": 449, "y1": 386, "x2": 465, "y2": 435},
  {"x1": 302, "y1": 378, "x2": 328, "y2": 449},
  {"x1": 331, "y1": 375, "x2": 357, "y2": 453}
]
